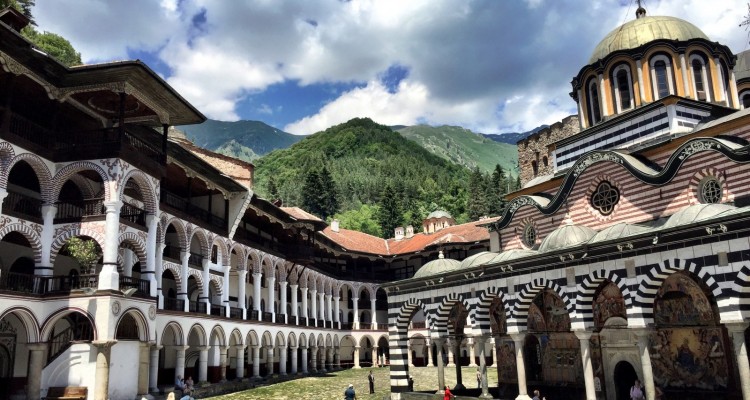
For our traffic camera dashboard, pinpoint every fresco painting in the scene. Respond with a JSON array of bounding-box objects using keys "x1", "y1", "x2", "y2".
[{"x1": 593, "y1": 282, "x2": 627, "y2": 327}]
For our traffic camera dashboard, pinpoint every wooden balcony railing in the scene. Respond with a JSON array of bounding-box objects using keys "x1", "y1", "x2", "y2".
[
  {"x1": 164, "y1": 297, "x2": 184, "y2": 312},
  {"x1": 118, "y1": 276, "x2": 150, "y2": 297},
  {"x1": 55, "y1": 198, "x2": 105, "y2": 223},
  {"x1": 3, "y1": 190, "x2": 42, "y2": 222},
  {"x1": 120, "y1": 201, "x2": 146, "y2": 227}
]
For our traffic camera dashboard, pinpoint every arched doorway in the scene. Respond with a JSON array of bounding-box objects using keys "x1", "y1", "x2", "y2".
[{"x1": 613, "y1": 361, "x2": 638, "y2": 400}]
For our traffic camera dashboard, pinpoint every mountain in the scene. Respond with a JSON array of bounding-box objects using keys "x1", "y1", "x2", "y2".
[
  {"x1": 177, "y1": 119, "x2": 303, "y2": 162},
  {"x1": 253, "y1": 118, "x2": 474, "y2": 227},
  {"x1": 396, "y1": 125, "x2": 516, "y2": 173},
  {"x1": 482, "y1": 125, "x2": 548, "y2": 145}
]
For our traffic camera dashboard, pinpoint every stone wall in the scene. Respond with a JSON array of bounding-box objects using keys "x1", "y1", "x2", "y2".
[{"x1": 517, "y1": 115, "x2": 580, "y2": 187}]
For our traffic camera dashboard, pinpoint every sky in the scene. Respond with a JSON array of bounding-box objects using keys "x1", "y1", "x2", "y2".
[{"x1": 32, "y1": 0, "x2": 750, "y2": 135}]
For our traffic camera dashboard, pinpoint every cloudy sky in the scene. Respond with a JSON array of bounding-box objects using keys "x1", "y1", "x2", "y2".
[{"x1": 33, "y1": 0, "x2": 749, "y2": 135}]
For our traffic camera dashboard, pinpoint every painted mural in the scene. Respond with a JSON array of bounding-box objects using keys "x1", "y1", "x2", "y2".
[
  {"x1": 528, "y1": 290, "x2": 570, "y2": 332},
  {"x1": 593, "y1": 282, "x2": 627, "y2": 328},
  {"x1": 496, "y1": 338, "x2": 517, "y2": 383},
  {"x1": 490, "y1": 298, "x2": 507, "y2": 335},
  {"x1": 540, "y1": 333, "x2": 582, "y2": 384},
  {"x1": 649, "y1": 273, "x2": 728, "y2": 391}
]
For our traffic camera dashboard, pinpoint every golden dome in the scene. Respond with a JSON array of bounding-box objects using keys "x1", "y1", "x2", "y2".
[{"x1": 589, "y1": 15, "x2": 709, "y2": 64}]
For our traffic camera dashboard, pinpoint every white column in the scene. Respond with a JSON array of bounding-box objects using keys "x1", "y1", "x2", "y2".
[
  {"x1": 198, "y1": 346, "x2": 209, "y2": 384},
  {"x1": 370, "y1": 298, "x2": 377, "y2": 329},
  {"x1": 238, "y1": 270, "x2": 247, "y2": 319},
  {"x1": 290, "y1": 346, "x2": 298, "y2": 374},
  {"x1": 266, "y1": 346, "x2": 274, "y2": 376},
  {"x1": 469, "y1": 337, "x2": 478, "y2": 367},
  {"x1": 26, "y1": 343, "x2": 46, "y2": 400},
  {"x1": 635, "y1": 330, "x2": 656, "y2": 400},
  {"x1": 99, "y1": 201, "x2": 122, "y2": 291},
  {"x1": 477, "y1": 337, "x2": 491, "y2": 400},
  {"x1": 576, "y1": 88, "x2": 587, "y2": 129},
  {"x1": 714, "y1": 57, "x2": 727, "y2": 103},
  {"x1": 92, "y1": 341, "x2": 115, "y2": 400},
  {"x1": 267, "y1": 275, "x2": 276, "y2": 322},
  {"x1": 301, "y1": 287, "x2": 309, "y2": 324},
  {"x1": 325, "y1": 293, "x2": 333, "y2": 326},
  {"x1": 407, "y1": 344, "x2": 413, "y2": 367},
  {"x1": 301, "y1": 346, "x2": 309, "y2": 373},
  {"x1": 310, "y1": 346, "x2": 318, "y2": 372},
  {"x1": 175, "y1": 345, "x2": 188, "y2": 381},
  {"x1": 636, "y1": 58, "x2": 646, "y2": 104},
  {"x1": 291, "y1": 284, "x2": 299, "y2": 324},
  {"x1": 334, "y1": 296, "x2": 341, "y2": 328},
  {"x1": 252, "y1": 346, "x2": 261, "y2": 378},
  {"x1": 279, "y1": 345, "x2": 287, "y2": 375},
  {"x1": 252, "y1": 272, "x2": 262, "y2": 321},
  {"x1": 435, "y1": 338, "x2": 446, "y2": 392},
  {"x1": 353, "y1": 346, "x2": 361, "y2": 369},
  {"x1": 201, "y1": 259, "x2": 210, "y2": 315},
  {"x1": 575, "y1": 331, "x2": 597, "y2": 400},
  {"x1": 426, "y1": 339, "x2": 434, "y2": 367},
  {"x1": 279, "y1": 280, "x2": 288, "y2": 323},
  {"x1": 235, "y1": 345, "x2": 246, "y2": 380},
  {"x1": 680, "y1": 53, "x2": 691, "y2": 97},
  {"x1": 598, "y1": 73, "x2": 609, "y2": 117},
  {"x1": 220, "y1": 346, "x2": 229, "y2": 382},
  {"x1": 156, "y1": 243, "x2": 165, "y2": 309},
  {"x1": 149, "y1": 344, "x2": 162, "y2": 393},
  {"x1": 145, "y1": 214, "x2": 158, "y2": 297},
  {"x1": 180, "y1": 251, "x2": 190, "y2": 312},
  {"x1": 310, "y1": 289, "x2": 318, "y2": 325},
  {"x1": 222, "y1": 265, "x2": 231, "y2": 317},
  {"x1": 510, "y1": 333, "x2": 531, "y2": 400},
  {"x1": 727, "y1": 323, "x2": 750, "y2": 400},
  {"x1": 37, "y1": 204, "x2": 57, "y2": 277},
  {"x1": 318, "y1": 291, "x2": 325, "y2": 322},
  {"x1": 490, "y1": 338, "x2": 497, "y2": 367},
  {"x1": 352, "y1": 297, "x2": 360, "y2": 329}
]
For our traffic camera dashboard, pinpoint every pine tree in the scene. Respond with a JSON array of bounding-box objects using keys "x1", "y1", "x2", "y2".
[
  {"x1": 489, "y1": 164, "x2": 507, "y2": 215},
  {"x1": 301, "y1": 170, "x2": 324, "y2": 217},
  {"x1": 319, "y1": 166, "x2": 339, "y2": 220},
  {"x1": 376, "y1": 183, "x2": 402, "y2": 239},
  {"x1": 467, "y1": 167, "x2": 489, "y2": 221},
  {"x1": 267, "y1": 175, "x2": 280, "y2": 202}
]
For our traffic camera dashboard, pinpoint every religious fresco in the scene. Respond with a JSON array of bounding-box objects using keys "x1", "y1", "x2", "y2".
[
  {"x1": 592, "y1": 282, "x2": 627, "y2": 328},
  {"x1": 496, "y1": 338, "x2": 517, "y2": 383},
  {"x1": 654, "y1": 272, "x2": 715, "y2": 326},
  {"x1": 490, "y1": 298, "x2": 507, "y2": 335},
  {"x1": 528, "y1": 290, "x2": 570, "y2": 332},
  {"x1": 540, "y1": 333, "x2": 582, "y2": 384},
  {"x1": 649, "y1": 327, "x2": 729, "y2": 390}
]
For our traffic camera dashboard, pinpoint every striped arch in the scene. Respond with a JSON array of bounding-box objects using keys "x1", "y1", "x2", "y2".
[
  {"x1": 187, "y1": 268, "x2": 206, "y2": 297},
  {"x1": 389, "y1": 298, "x2": 430, "y2": 393},
  {"x1": 67, "y1": 174, "x2": 96, "y2": 199},
  {"x1": 161, "y1": 262, "x2": 183, "y2": 289},
  {"x1": 634, "y1": 258, "x2": 723, "y2": 326},
  {"x1": 229, "y1": 328, "x2": 243, "y2": 346},
  {"x1": 161, "y1": 321, "x2": 185, "y2": 346},
  {"x1": 187, "y1": 323, "x2": 208, "y2": 346},
  {"x1": 510, "y1": 278, "x2": 571, "y2": 331},
  {"x1": 51, "y1": 161, "x2": 111, "y2": 203},
  {"x1": 0, "y1": 222, "x2": 43, "y2": 264},
  {"x1": 0, "y1": 307, "x2": 40, "y2": 343},
  {"x1": 433, "y1": 292, "x2": 470, "y2": 335},
  {"x1": 211, "y1": 236, "x2": 230, "y2": 266},
  {"x1": 209, "y1": 324, "x2": 226, "y2": 346},
  {"x1": 470, "y1": 286, "x2": 511, "y2": 336},
  {"x1": 247, "y1": 249, "x2": 261, "y2": 274},
  {"x1": 187, "y1": 227, "x2": 209, "y2": 256},
  {"x1": 118, "y1": 231, "x2": 148, "y2": 266},
  {"x1": 209, "y1": 274, "x2": 223, "y2": 296},
  {"x1": 574, "y1": 269, "x2": 632, "y2": 330},
  {"x1": 0, "y1": 141, "x2": 15, "y2": 176},
  {"x1": 119, "y1": 169, "x2": 158, "y2": 214},
  {"x1": 733, "y1": 265, "x2": 750, "y2": 318},
  {"x1": 261, "y1": 254, "x2": 276, "y2": 276},
  {"x1": 162, "y1": 217, "x2": 187, "y2": 250},
  {"x1": 49, "y1": 226, "x2": 106, "y2": 266},
  {"x1": 5, "y1": 152, "x2": 53, "y2": 202},
  {"x1": 229, "y1": 243, "x2": 247, "y2": 270}
]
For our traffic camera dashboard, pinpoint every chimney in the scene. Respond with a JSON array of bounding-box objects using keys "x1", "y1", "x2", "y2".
[
  {"x1": 331, "y1": 219, "x2": 340, "y2": 233},
  {"x1": 394, "y1": 226, "x2": 405, "y2": 241},
  {"x1": 405, "y1": 225, "x2": 414, "y2": 238}
]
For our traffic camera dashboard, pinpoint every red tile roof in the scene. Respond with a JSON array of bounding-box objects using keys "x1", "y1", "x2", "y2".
[{"x1": 280, "y1": 207, "x2": 324, "y2": 222}]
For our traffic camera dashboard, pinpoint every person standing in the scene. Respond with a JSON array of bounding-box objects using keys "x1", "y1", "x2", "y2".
[
  {"x1": 368, "y1": 370, "x2": 375, "y2": 394},
  {"x1": 476, "y1": 369, "x2": 482, "y2": 388},
  {"x1": 345, "y1": 383, "x2": 357, "y2": 400},
  {"x1": 630, "y1": 379, "x2": 645, "y2": 400},
  {"x1": 443, "y1": 385, "x2": 455, "y2": 400},
  {"x1": 532, "y1": 389, "x2": 546, "y2": 400}
]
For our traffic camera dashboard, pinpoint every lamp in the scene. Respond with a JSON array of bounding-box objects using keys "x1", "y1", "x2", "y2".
[{"x1": 652, "y1": 234, "x2": 659, "y2": 245}]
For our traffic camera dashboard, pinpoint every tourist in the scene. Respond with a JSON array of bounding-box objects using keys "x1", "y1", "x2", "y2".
[
  {"x1": 174, "y1": 375, "x2": 184, "y2": 393},
  {"x1": 408, "y1": 375, "x2": 414, "y2": 391},
  {"x1": 344, "y1": 383, "x2": 357, "y2": 400},
  {"x1": 184, "y1": 376, "x2": 194, "y2": 396},
  {"x1": 368, "y1": 370, "x2": 375, "y2": 394},
  {"x1": 532, "y1": 389, "x2": 545, "y2": 400},
  {"x1": 630, "y1": 380, "x2": 644, "y2": 400},
  {"x1": 443, "y1": 385, "x2": 455, "y2": 400},
  {"x1": 476, "y1": 369, "x2": 481, "y2": 388}
]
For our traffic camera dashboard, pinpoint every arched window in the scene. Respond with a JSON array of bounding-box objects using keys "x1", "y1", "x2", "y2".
[
  {"x1": 531, "y1": 160, "x2": 538, "y2": 177},
  {"x1": 740, "y1": 90, "x2": 750, "y2": 109},
  {"x1": 611, "y1": 64, "x2": 634, "y2": 112},
  {"x1": 649, "y1": 55, "x2": 674, "y2": 99},
  {"x1": 586, "y1": 78, "x2": 602, "y2": 126},
  {"x1": 690, "y1": 53, "x2": 711, "y2": 102}
]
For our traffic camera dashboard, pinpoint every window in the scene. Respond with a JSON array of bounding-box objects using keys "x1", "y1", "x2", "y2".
[
  {"x1": 531, "y1": 160, "x2": 538, "y2": 177},
  {"x1": 612, "y1": 65, "x2": 634, "y2": 112},
  {"x1": 587, "y1": 78, "x2": 602, "y2": 126},
  {"x1": 522, "y1": 224, "x2": 537, "y2": 248},
  {"x1": 690, "y1": 54, "x2": 711, "y2": 102},
  {"x1": 698, "y1": 177, "x2": 722, "y2": 204},
  {"x1": 590, "y1": 181, "x2": 620, "y2": 216},
  {"x1": 742, "y1": 91, "x2": 750, "y2": 109},
  {"x1": 649, "y1": 55, "x2": 674, "y2": 100}
]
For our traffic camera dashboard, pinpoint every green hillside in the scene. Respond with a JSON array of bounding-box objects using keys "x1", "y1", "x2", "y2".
[
  {"x1": 254, "y1": 118, "x2": 482, "y2": 236},
  {"x1": 397, "y1": 125, "x2": 517, "y2": 173},
  {"x1": 178, "y1": 119, "x2": 302, "y2": 162}
]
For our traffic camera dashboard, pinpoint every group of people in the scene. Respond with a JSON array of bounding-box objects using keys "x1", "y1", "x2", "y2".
[
  {"x1": 174, "y1": 375, "x2": 195, "y2": 400},
  {"x1": 343, "y1": 370, "x2": 377, "y2": 399}
]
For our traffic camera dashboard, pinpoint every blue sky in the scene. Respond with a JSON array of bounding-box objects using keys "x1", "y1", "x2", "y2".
[{"x1": 33, "y1": 0, "x2": 749, "y2": 135}]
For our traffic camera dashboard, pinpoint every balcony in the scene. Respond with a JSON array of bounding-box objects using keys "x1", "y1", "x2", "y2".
[
  {"x1": 120, "y1": 201, "x2": 146, "y2": 229},
  {"x1": 55, "y1": 198, "x2": 105, "y2": 223},
  {"x1": 164, "y1": 297, "x2": 184, "y2": 312},
  {"x1": 210, "y1": 304, "x2": 223, "y2": 316},
  {"x1": 0, "y1": 273, "x2": 99, "y2": 295},
  {"x1": 161, "y1": 189, "x2": 226, "y2": 234},
  {"x1": 118, "y1": 276, "x2": 151, "y2": 298},
  {"x1": 229, "y1": 307, "x2": 243, "y2": 320},
  {"x1": 189, "y1": 300, "x2": 207, "y2": 314},
  {"x1": 3, "y1": 190, "x2": 42, "y2": 223}
]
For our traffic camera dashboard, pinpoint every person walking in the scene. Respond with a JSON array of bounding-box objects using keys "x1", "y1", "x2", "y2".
[
  {"x1": 368, "y1": 370, "x2": 375, "y2": 394},
  {"x1": 443, "y1": 385, "x2": 455, "y2": 400},
  {"x1": 345, "y1": 383, "x2": 357, "y2": 400}
]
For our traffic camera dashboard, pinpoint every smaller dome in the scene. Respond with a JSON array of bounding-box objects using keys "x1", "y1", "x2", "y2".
[
  {"x1": 588, "y1": 223, "x2": 650, "y2": 244},
  {"x1": 460, "y1": 251, "x2": 499, "y2": 269},
  {"x1": 413, "y1": 255, "x2": 461, "y2": 278},
  {"x1": 538, "y1": 224, "x2": 596, "y2": 253},
  {"x1": 662, "y1": 203, "x2": 736, "y2": 229},
  {"x1": 491, "y1": 249, "x2": 537, "y2": 263},
  {"x1": 426, "y1": 210, "x2": 453, "y2": 220}
]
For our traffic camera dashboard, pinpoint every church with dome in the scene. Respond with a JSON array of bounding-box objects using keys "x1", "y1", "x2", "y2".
[{"x1": 383, "y1": 5, "x2": 750, "y2": 400}]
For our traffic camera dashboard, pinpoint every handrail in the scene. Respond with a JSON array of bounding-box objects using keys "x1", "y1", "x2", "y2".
[
  {"x1": 3, "y1": 190, "x2": 42, "y2": 222},
  {"x1": 120, "y1": 201, "x2": 146, "y2": 227}
]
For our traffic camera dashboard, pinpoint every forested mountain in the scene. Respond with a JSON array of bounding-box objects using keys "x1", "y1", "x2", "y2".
[
  {"x1": 254, "y1": 118, "x2": 516, "y2": 238},
  {"x1": 178, "y1": 120, "x2": 303, "y2": 162},
  {"x1": 396, "y1": 125, "x2": 516, "y2": 173},
  {"x1": 482, "y1": 125, "x2": 548, "y2": 145}
]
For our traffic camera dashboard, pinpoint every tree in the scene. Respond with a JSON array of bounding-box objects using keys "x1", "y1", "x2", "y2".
[
  {"x1": 333, "y1": 204, "x2": 381, "y2": 237},
  {"x1": 488, "y1": 164, "x2": 507, "y2": 215},
  {"x1": 23, "y1": 29, "x2": 82, "y2": 67},
  {"x1": 467, "y1": 167, "x2": 490, "y2": 221},
  {"x1": 65, "y1": 237, "x2": 101, "y2": 275},
  {"x1": 376, "y1": 183, "x2": 402, "y2": 239},
  {"x1": 319, "y1": 166, "x2": 339, "y2": 220},
  {"x1": 267, "y1": 175, "x2": 280, "y2": 202},
  {"x1": 301, "y1": 169, "x2": 323, "y2": 217}
]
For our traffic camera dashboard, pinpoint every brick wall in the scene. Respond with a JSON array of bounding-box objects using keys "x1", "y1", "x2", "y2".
[{"x1": 517, "y1": 115, "x2": 580, "y2": 187}]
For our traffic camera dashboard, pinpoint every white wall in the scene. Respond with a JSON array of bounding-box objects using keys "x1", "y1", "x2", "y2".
[{"x1": 108, "y1": 341, "x2": 141, "y2": 400}]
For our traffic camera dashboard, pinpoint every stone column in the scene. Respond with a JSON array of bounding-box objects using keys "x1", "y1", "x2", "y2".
[
  {"x1": 333, "y1": 295, "x2": 341, "y2": 328},
  {"x1": 301, "y1": 346, "x2": 309, "y2": 373},
  {"x1": 180, "y1": 251, "x2": 190, "y2": 312},
  {"x1": 576, "y1": 88, "x2": 587, "y2": 129},
  {"x1": 575, "y1": 331, "x2": 596, "y2": 400},
  {"x1": 26, "y1": 343, "x2": 47, "y2": 400},
  {"x1": 352, "y1": 297, "x2": 360, "y2": 329},
  {"x1": 222, "y1": 265, "x2": 231, "y2": 317},
  {"x1": 145, "y1": 214, "x2": 159, "y2": 297},
  {"x1": 175, "y1": 345, "x2": 188, "y2": 381},
  {"x1": 252, "y1": 346, "x2": 261, "y2": 378},
  {"x1": 238, "y1": 270, "x2": 247, "y2": 319},
  {"x1": 99, "y1": 201, "x2": 122, "y2": 290},
  {"x1": 137, "y1": 342, "x2": 151, "y2": 397},
  {"x1": 453, "y1": 340, "x2": 464, "y2": 389},
  {"x1": 434, "y1": 338, "x2": 446, "y2": 393},
  {"x1": 727, "y1": 323, "x2": 750, "y2": 400},
  {"x1": 290, "y1": 346, "x2": 298, "y2": 374},
  {"x1": 680, "y1": 53, "x2": 691, "y2": 97},
  {"x1": 201, "y1": 260, "x2": 210, "y2": 315},
  {"x1": 510, "y1": 333, "x2": 531, "y2": 400},
  {"x1": 476, "y1": 337, "x2": 492, "y2": 399},
  {"x1": 468, "y1": 337, "x2": 478, "y2": 367},
  {"x1": 301, "y1": 287, "x2": 309, "y2": 324},
  {"x1": 598, "y1": 73, "x2": 609, "y2": 117},
  {"x1": 150, "y1": 344, "x2": 162, "y2": 393},
  {"x1": 714, "y1": 56, "x2": 727, "y2": 103},
  {"x1": 634, "y1": 330, "x2": 656, "y2": 400},
  {"x1": 318, "y1": 347, "x2": 327, "y2": 372},
  {"x1": 253, "y1": 272, "x2": 262, "y2": 321},
  {"x1": 335, "y1": 348, "x2": 341, "y2": 369},
  {"x1": 235, "y1": 345, "x2": 246, "y2": 380},
  {"x1": 92, "y1": 340, "x2": 116, "y2": 400},
  {"x1": 156, "y1": 243, "x2": 165, "y2": 309},
  {"x1": 730, "y1": 71, "x2": 741, "y2": 108},
  {"x1": 372, "y1": 346, "x2": 378, "y2": 367},
  {"x1": 291, "y1": 284, "x2": 299, "y2": 324},
  {"x1": 636, "y1": 58, "x2": 646, "y2": 104},
  {"x1": 318, "y1": 291, "x2": 325, "y2": 322},
  {"x1": 267, "y1": 275, "x2": 276, "y2": 322},
  {"x1": 325, "y1": 293, "x2": 333, "y2": 326},
  {"x1": 370, "y1": 298, "x2": 377, "y2": 329},
  {"x1": 490, "y1": 338, "x2": 497, "y2": 367},
  {"x1": 407, "y1": 344, "x2": 413, "y2": 367},
  {"x1": 220, "y1": 346, "x2": 229, "y2": 382},
  {"x1": 353, "y1": 346, "x2": 361, "y2": 369},
  {"x1": 310, "y1": 289, "x2": 318, "y2": 325},
  {"x1": 279, "y1": 280, "x2": 288, "y2": 323},
  {"x1": 198, "y1": 346, "x2": 209, "y2": 384},
  {"x1": 446, "y1": 342, "x2": 455, "y2": 367},
  {"x1": 310, "y1": 346, "x2": 318, "y2": 372},
  {"x1": 426, "y1": 339, "x2": 434, "y2": 367},
  {"x1": 266, "y1": 346, "x2": 274, "y2": 376},
  {"x1": 37, "y1": 204, "x2": 57, "y2": 285},
  {"x1": 279, "y1": 345, "x2": 288, "y2": 375}
]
